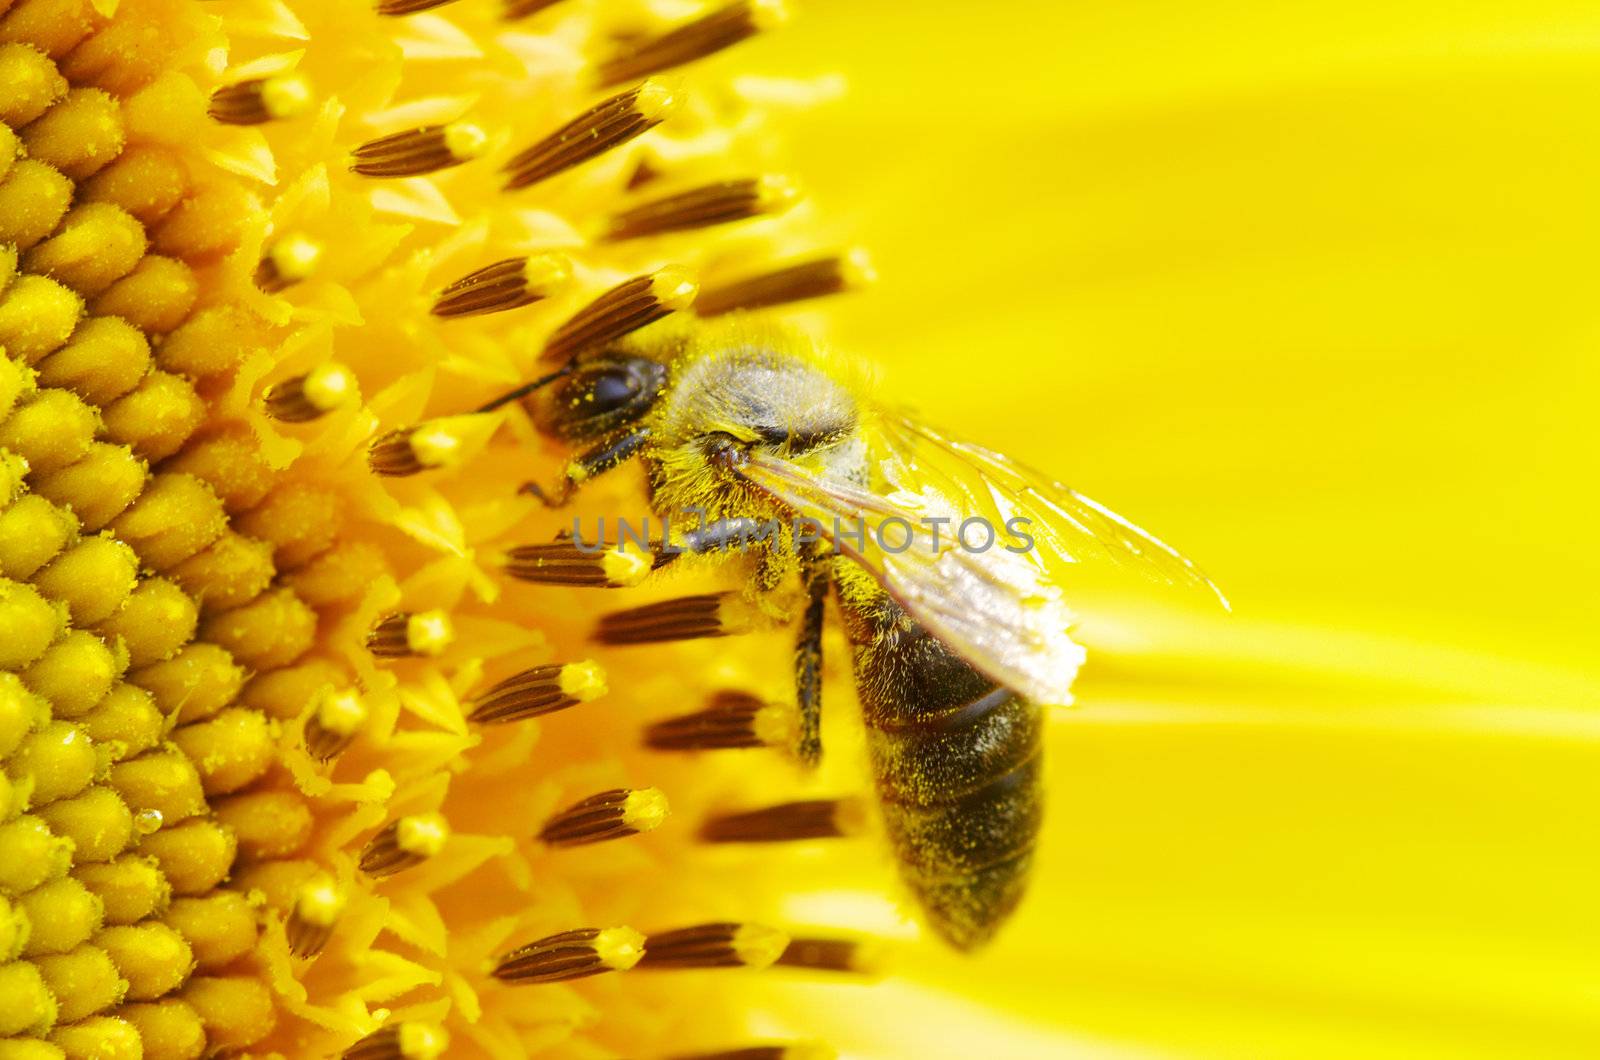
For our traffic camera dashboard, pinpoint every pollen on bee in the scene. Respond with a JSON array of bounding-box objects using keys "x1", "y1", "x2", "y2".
[
  {"x1": 492, "y1": 926, "x2": 646, "y2": 983},
  {"x1": 254, "y1": 232, "x2": 323, "y2": 293},
  {"x1": 696, "y1": 247, "x2": 876, "y2": 316},
  {"x1": 302, "y1": 688, "x2": 368, "y2": 762},
  {"x1": 350, "y1": 121, "x2": 488, "y2": 178},
  {"x1": 359, "y1": 812, "x2": 449, "y2": 878},
  {"x1": 643, "y1": 690, "x2": 798, "y2": 751},
  {"x1": 503, "y1": 537, "x2": 655, "y2": 588},
  {"x1": 699, "y1": 798, "x2": 869, "y2": 843},
  {"x1": 504, "y1": 80, "x2": 679, "y2": 191},
  {"x1": 431, "y1": 253, "x2": 571, "y2": 318},
  {"x1": 540, "y1": 787, "x2": 669, "y2": 846},
  {"x1": 286, "y1": 873, "x2": 347, "y2": 959},
  {"x1": 341, "y1": 1021, "x2": 450, "y2": 1060},
  {"x1": 603, "y1": 176, "x2": 801, "y2": 241},
  {"x1": 366, "y1": 609, "x2": 455, "y2": 658},
  {"x1": 264, "y1": 362, "x2": 359, "y2": 423},
  {"x1": 637, "y1": 922, "x2": 790, "y2": 970},
  {"x1": 208, "y1": 73, "x2": 314, "y2": 125},
  {"x1": 540, "y1": 266, "x2": 698, "y2": 365},
  {"x1": 595, "y1": 0, "x2": 790, "y2": 87},
  {"x1": 466, "y1": 660, "x2": 607, "y2": 725}
]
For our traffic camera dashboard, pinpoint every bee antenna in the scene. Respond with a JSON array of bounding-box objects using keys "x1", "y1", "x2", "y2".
[{"x1": 476, "y1": 365, "x2": 574, "y2": 413}]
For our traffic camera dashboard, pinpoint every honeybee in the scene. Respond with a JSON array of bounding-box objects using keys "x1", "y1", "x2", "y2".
[{"x1": 507, "y1": 319, "x2": 1223, "y2": 950}]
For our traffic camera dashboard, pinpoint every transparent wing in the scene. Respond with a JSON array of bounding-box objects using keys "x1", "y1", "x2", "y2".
[
  {"x1": 877, "y1": 415, "x2": 1230, "y2": 611},
  {"x1": 740, "y1": 451, "x2": 1088, "y2": 706}
]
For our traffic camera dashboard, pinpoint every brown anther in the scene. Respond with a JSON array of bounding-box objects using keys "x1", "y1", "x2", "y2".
[
  {"x1": 254, "y1": 233, "x2": 324, "y2": 293},
  {"x1": 365, "y1": 610, "x2": 454, "y2": 659},
  {"x1": 341, "y1": 1021, "x2": 450, "y2": 1059},
  {"x1": 540, "y1": 787, "x2": 668, "y2": 846},
  {"x1": 503, "y1": 538, "x2": 656, "y2": 588},
  {"x1": 431, "y1": 253, "x2": 571, "y2": 318},
  {"x1": 540, "y1": 266, "x2": 697, "y2": 365},
  {"x1": 504, "y1": 0, "x2": 564, "y2": 18},
  {"x1": 286, "y1": 874, "x2": 346, "y2": 959},
  {"x1": 699, "y1": 798, "x2": 867, "y2": 843},
  {"x1": 376, "y1": 0, "x2": 462, "y2": 13},
  {"x1": 466, "y1": 661, "x2": 606, "y2": 725},
  {"x1": 264, "y1": 362, "x2": 358, "y2": 423},
  {"x1": 696, "y1": 248, "x2": 875, "y2": 316},
  {"x1": 492, "y1": 926, "x2": 645, "y2": 983},
  {"x1": 595, "y1": 0, "x2": 790, "y2": 87},
  {"x1": 604, "y1": 176, "x2": 800, "y2": 241},
  {"x1": 775, "y1": 936, "x2": 884, "y2": 976},
  {"x1": 637, "y1": 922, "x2": 789, "y2": 970},
  {"x1": 208, "y1": 73, "x2": 314, "y2": 125},
  {"x1": 302, "y1": 689, "x2": 367, "y2": 762},
  {"x1": 595, "y1": 593, "x2": 748, "y2": 645},
  {"x1": 505, "y1": 81, "x2": 679, "y2": 190},
  {"x1": 350, "y1": 122, "x2": 488, "y2": 177},
  {"x1": 367, "y1": 417, "x2": 477, "y2": 476},
  {"x1": 358, "y1": 813, "x2": 449, "y2": 878},
  {"x1": 644, "y1": 690, "x2": 796, "y2": 751},
  {"x1": 667, "y1": 1045, "x2": 835, "y2": 1060}
]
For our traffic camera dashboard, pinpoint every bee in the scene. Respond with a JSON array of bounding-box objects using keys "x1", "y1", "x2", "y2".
[{"x1": 502, "y1": 318, "x2": 1224, "y2": 950}]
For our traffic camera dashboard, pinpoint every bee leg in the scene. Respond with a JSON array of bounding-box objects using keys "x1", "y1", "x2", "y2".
[
  {"x1": 792, "y1": 562, "x2": 828, "y2": 767},
  {"x1": 520, "y1": 427, "x2": 651, "y2": 507}
]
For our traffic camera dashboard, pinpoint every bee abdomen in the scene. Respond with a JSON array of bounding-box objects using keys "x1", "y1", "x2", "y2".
[
  {"x1": 845, "y1": 595, "x2": 1045, "y2": 950},
  {"x1": 871, "y1": 716, "x2": 1042, "y2": 951},
  {"x1": 864, "y1": 685, "x2": 1042, "y2": 806}
]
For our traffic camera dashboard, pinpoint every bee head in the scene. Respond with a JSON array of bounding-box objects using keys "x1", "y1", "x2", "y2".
[
  {"x1": 644, "y1": 331, "x2": 863, "y2": 522},
  {"x1": 529, "y1": 354, "x2": 668, "y2": 441},
  {"x1": 662, "y1": 345, "x2": 858, "y2": 460}
]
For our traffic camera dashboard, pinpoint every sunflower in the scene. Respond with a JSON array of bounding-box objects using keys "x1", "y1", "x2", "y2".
[
  {"x1": 5, "y1": 0, "x2": 1599, "y2": 1058},
  {"x1": 0, "y1": 0, "x2": 885, "y2": 1056}
]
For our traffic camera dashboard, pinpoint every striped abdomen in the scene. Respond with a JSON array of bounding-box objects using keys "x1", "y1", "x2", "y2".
[{"x1": 840, "y1": 589, "x2": 1043, "y2": 950}]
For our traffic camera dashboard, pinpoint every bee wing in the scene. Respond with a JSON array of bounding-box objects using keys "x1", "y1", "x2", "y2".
[
  {"x1": 878, "y1": 415, "x2": 1230, "y2": 611},
  {"x1": 739, "y1": 450, "x2": 1088, "y2": 706}
]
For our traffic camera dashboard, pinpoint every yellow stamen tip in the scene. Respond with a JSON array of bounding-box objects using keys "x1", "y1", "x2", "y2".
[
  {"x1": 650, "y1": 265, "x2": 700, "y2": 310},
  {"x1": 523, "y1": 252, "x2": 573, "y2": 295},
  {"x1": 755, "y1": 173, "x2": 803, "y2": 212},
  {"x1": 840, "y1": 245, "x2": 878, "y2": 287},
  {"x1": 600, "y1": 548, "x2": 652, "y2": 588},
  {"x1": 634, "y1": 79, "x2": 681, "y2": 121},
  {"x1": 300, "y1": 361, "x2": 358, "y2": 413},
  {"x1": 315, "y1": 689, "x2": 368, "y2": 737},
  {"x1": 443, "y1": 121, "x2": 489, "y2": 162},
  {"x1": 750, "y1": 0, "x2": 793, "y2": 30},
  {"x1": 594, "y1": 926, "x2": 646, "y2": 971},
  {"x1": 395, "y1": 813, "x2": 449, "y2": 858},
  {"x1": 268, "y1": 233, "x2": 323, "y2": 282},
  {"x1": 260, "y1": 73, "x2": 314, "y2": 120},
  {"x1": 397, "y1": 1021, "x2": 450, "y2": 1059},
  {"x1": 557, "y1": 660, "x2": 608, "y2": 701},
  {"x1": 621, "y1": 787, "x2": 669, "y2": 832},
  {"x1": 405, "y1": 609, "x2": 454, "y2": 656},
  {"x1": 293, "y1": 875, "x2": 347, "y2": 928},
  {"x1": 731, "y1": 923, "x2": 790, "y2": 969}
]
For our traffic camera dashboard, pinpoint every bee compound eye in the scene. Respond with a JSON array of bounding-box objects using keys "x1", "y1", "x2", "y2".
[
  {"x1": 535, "y1": 356, "x2": 665, "y2": 440},
  {"x1": 589, "y1": 369, "x2": 639, "y2": 412}
]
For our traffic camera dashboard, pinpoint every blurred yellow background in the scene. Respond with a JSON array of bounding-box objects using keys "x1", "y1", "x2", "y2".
[{"x1": 723, "y1": 2, "x2": 1600, "y2": 1056}]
